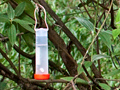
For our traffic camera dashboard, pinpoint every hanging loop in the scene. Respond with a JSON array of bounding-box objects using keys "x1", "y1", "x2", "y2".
[{"x1": 34, "y1": 3, "x2": 48, "y2": 31}]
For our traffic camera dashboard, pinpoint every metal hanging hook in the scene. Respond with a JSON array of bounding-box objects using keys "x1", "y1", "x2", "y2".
[{"x1": 34, "y1": 3, "x2": 48, "y2": 31}]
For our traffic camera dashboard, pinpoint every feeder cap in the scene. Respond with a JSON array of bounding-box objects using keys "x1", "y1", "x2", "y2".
[{"x1": 34, "y1": 74, "x2": 50, "y2": 80}]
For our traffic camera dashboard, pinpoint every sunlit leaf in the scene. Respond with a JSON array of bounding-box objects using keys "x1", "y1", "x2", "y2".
[
  {"x1": 112, "y1": 29, "x2": 120, "y2": 39},
  {"x1": 15, "y1": 2, "x2": 26, "y2": 16},
  {"x1": 75, "y1": 17, "x2": 94, "y2": 31},
  {"x1": 0, "y1": 14, "x2": 9, "y2": 22},
  {"x1": 92, "y1": 54, "x2": 110, "y2": 61},
  {"x1": 107, "y1": 69, "x2": 120, "y2": 76},
  {"x1": 115, "y1": 8, "x2": 120, "y2": 28},
  {"x1": 116, "y1": 8, "x2": 120, "y2": 24},
  {"x1": 7, "y1": 24, "x2": 16, "y2": 46},
  {"x1": 61, "y1": 77, "x2": 74, "y2": 81},
  {"x1": 99, "y1": 31, "x2": 112, "y2": 51},
  {"x1": 7, "y1": 3, "x2": 15, "y2": 20},
  {"x1": 99, "y1": 83, "x2": 111, "y2": 90}
]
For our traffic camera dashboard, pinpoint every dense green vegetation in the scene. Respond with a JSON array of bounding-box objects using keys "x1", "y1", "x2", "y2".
[{"x1": 0, "y1": 0, "x2": 120, "y2": 89}]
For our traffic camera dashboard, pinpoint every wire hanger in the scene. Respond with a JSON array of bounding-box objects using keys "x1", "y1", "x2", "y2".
[{"x1": 34, "y1": 3, "x2": 48, "y2": 31}]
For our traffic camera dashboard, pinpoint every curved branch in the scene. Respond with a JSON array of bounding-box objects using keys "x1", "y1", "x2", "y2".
[{"x1": 13, "y1": 45, "x2": 35, "y2": 59}]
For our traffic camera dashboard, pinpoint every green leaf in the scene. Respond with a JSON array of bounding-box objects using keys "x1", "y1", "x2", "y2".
[
  {"x1": 7, "y1": 24, "x2": 16, "y2": 46},
  {"x1": 92, "y1": 54, "x2": 110, "y2": 61},
  {"x1": 104, "y1": 30, "x2": 112, "y2": 35},
  {"x1": 18, "y1": 25, "x2": 34, "y2": 51},
  {"x1": 77, "y1": 61, "x2": 92, "y2": 74},
  {"x1": 115, "y1": 8, "x2": 120, "y2": 28},
  {"x1": 0, "y1": 81, "x2": 7, "y2": 90},
  {"x1": 15, "y1": 2, "x2": 26, "y2": 16},
  {"x1": 7, "y1": 3, "x2": 15, "y2": 20},
  {"x1": 20, "y1": 24, "x2": 34, "y2": 33},
  {"x1": 61, "y1": 77, "x2": 88, "y2": 84},
  {"x1": 3, "y1": 22, "x2": 11, "y2": 35},
  {"x1": 18, "y1": 13, "x2": 34, "y2": 24},
  {"x1": 76, "y1": 78, "x2": 88, "y2": 84},
  {"x1": 99, "y1": 31, "x2": 112, "y2": 51},
  {"x1": 0, "y1": 14, "x2": 9, "y2": 22},
  {"x1": 13, "y1": 0, "x2": 34, "y2": 17},
  {"x1": 112, "y1": 29, "x2": 120, "y2": 39},
  {"x1": 61, "y1": 77, "x2": 74, "y2": 81},
  {"x1": 14, "y1": 19, "x2": 34, "y2": 33},
  {"x1": 0, "y1": 54, "x2": 4, "y2": 63},
  {"x1": 84, "y1": 61, "x2": 92, "y2": 68},
  {"x1": 116, "y1": 8, "x2": 120, "y2": 24},
  {"x1": 13, "y1": 19, "x2": 32, "y2": 25},
  {"x1": 6, "y1": 41, "x2": 12, "y2": 52},
  {"x1": 75, "y1": 17, "x2": 94, "y2": 31},
  {"x1": 77, "y1": 63, "x2": 84, "y2": 74},
  {"x1": 99, "y1": 83, "x2": 111, "y2": 90},
  {"x1": 107, "y1": 69, "x2": 120, "y2": 76}
]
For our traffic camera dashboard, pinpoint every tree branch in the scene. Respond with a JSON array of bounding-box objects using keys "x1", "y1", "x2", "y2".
[
  {"x1": 110, "y1": 0, "x2": 116, "y2": 29},
  {"x1": 79, "y1": 0, "x2": 92, "y2": 19},
  {"x1": 0, "y1": 63, "x2": 56, "y2": 90},
  {"x1": 35, "y1": 0, "x2": 106, "y2": 83},
  {"x1": 29, "y1": 79, "x2": 69, "y2": 83},
  {"x1": 0, "y1": 48, "x2": 19, "y2": 76},
  {"x1": 13, "y1": 45, "x2": 35, "y2": 59}
]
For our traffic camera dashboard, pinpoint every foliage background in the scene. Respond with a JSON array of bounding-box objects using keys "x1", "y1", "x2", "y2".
[{"x1": 0, "y1": 0, "x2": 120, "y2": 90}]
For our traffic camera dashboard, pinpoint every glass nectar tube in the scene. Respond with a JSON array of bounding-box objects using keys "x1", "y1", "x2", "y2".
[{"x1": 34, "y1": 28, "x2": 50, "y2": 80}]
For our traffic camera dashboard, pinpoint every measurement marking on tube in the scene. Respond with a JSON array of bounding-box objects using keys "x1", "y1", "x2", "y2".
[{"x1": 36, "y1": 44, "x2": 47, "y2": 46}]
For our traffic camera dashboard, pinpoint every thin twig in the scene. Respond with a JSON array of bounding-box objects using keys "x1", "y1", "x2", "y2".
[
  {"x1": 64, "y1": 0, "x2": 113, "y2": 88},
  {"x1": 79, "y1": 0, "x2": 92, "y2": 19},
  {"x1": 109, "y1": 50, "x2": 118, "y2": 69},
  {"x1": 63, "y1": 75, "x2": 78, "y2": 90},
  {"x1": 0, "y1": 33, "x2": 24, "y2": 42},
  {"x1": 71, "y1": 80, "x2": 77, "y2": 90},
  {"x1": 95, "y1": 78, "x2": 120, "y2": 82},
  {"x1": 82, "y1": 65, "x2": 103, "y2": 90},
  {"x1": 18, "y1": 35, "x2": 21, "y2": 76},
  {"x1": 79, "y1": 0, "x2": 113, "y2": 73}
]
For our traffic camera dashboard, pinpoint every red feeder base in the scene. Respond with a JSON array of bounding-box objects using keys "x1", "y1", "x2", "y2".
[{"x1": 34, "y1": 74, "x2": 50, "y2": 80}]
